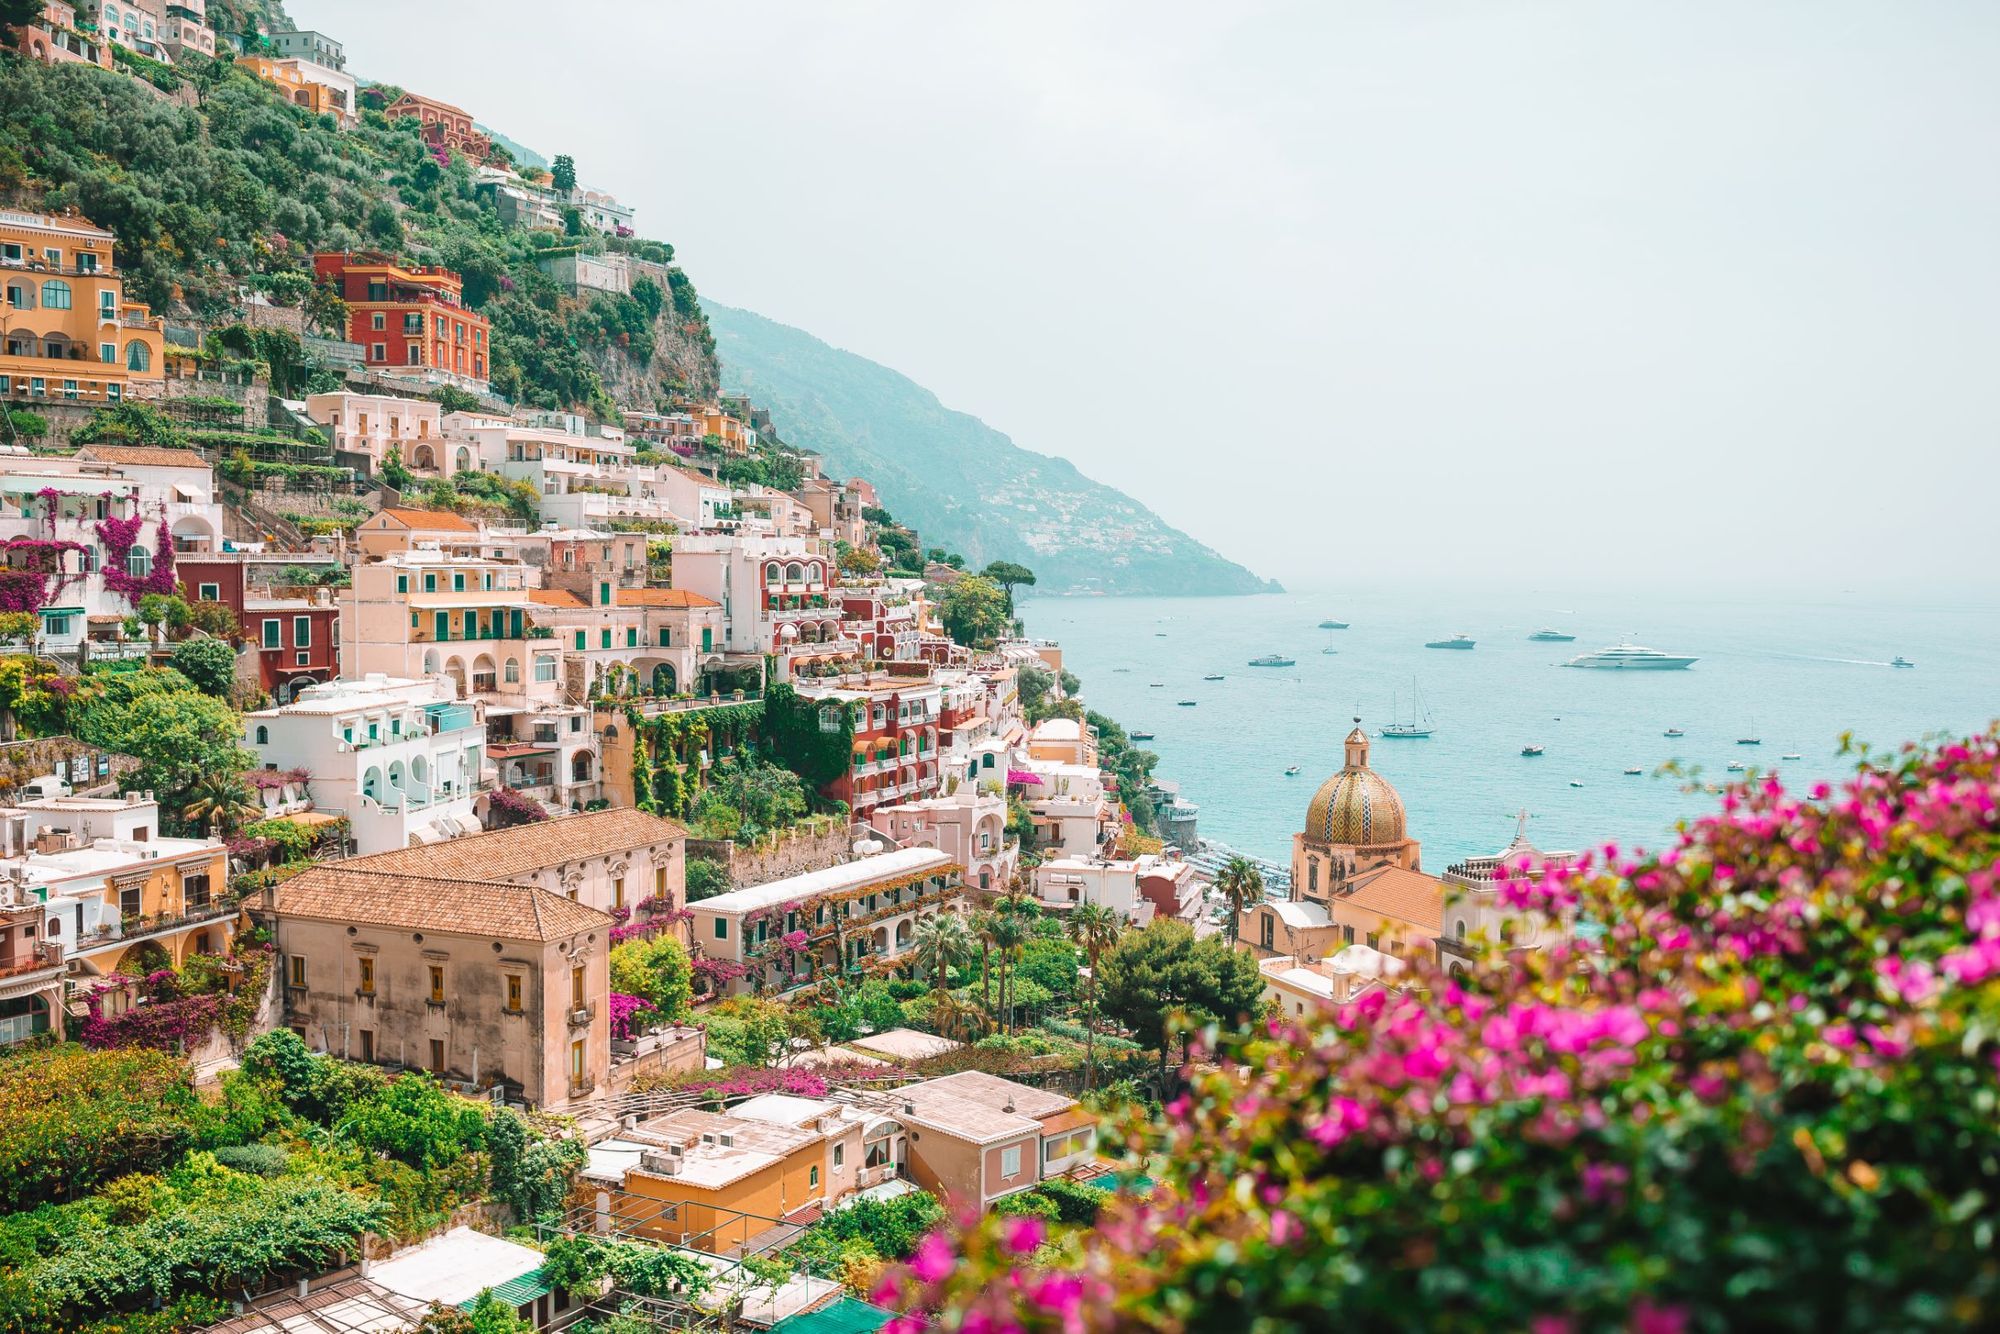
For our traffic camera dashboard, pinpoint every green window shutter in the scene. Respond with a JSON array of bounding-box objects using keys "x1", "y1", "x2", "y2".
[
  {"x1": 435, "y1": 612, "x2": 450, "y2": 641},
  {"x1": 575, "y1": 631, "x2": 586, "y2": 651},
  {"x1": 397, "y1": 575, "x2": 408, "y2": 594},
  {"x1": 627, "y1": 627, "x2": 637, "y2": 648}
]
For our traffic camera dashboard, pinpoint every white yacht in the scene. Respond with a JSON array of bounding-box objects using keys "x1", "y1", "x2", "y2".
[{"x1": 1564, "y1": 643, "x2": 1698, "y2": 670}]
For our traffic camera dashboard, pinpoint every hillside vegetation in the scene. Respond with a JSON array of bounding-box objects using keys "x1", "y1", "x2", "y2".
[
  {"x1": 0, "y1": 53, "x2": 717, "y2": 416},
  {"x1": 707, "y1": 303, "x2": 1279, "y2": 597}
]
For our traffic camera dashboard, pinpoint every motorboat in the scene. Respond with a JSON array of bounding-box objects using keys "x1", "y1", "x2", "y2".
[
  {"x1": 1569, "y1": 780, "x2": 1584, "y2": 788},
  {"x1": 1148, "y1": 682, "x2": 1165, "y2": 688},
  {"x1": 1564, "y1": 643, "x2": 1697, "y2": 670},
  {"x1": 1624, "y1": 767, "x2": 1643, "y2": 775},
  {"x1": 1247, "y1": 654, "x2": 1296, "y2": 667},
  {"x1": 1782, "y1": 752, "x2": 1802, "y2": 760},
  {"x1": 1176, "y1": 699, "x2": 1198, "y2": 707},
  {"x1": 1284, "y1": 765, "x2": 1302, "y2": 776},
  {"x1": 1130, "y1": 731, "x2": 1154, "y2": 741},
  {"x1": 1202, "y1": 673, "x2": 1226, "y2": 681},
  {"x1": 1318, "y1": 619, "x2": 1349, "y2": 630},
  {"x1": 1664, "y1": 727, "x2": 1686, "y2": 738},
  {"x1": 1379, "y1": 680, "x2": 1436, "y2": 739},
  {"x1": 1891, "y1": 656, "x2": 1915, "y2": 669},
  {"x1": 1425, "y1": 635, "x2": 1476, "y2": 650},
  {"x1": 1726, "y1": 761, "x2": 1747, "y2": 772},
  {"x1": 1530, "y1": 628, "x2": 1577, "y2": 642},
  {"x1": 1521, "y1": 745, "x2": 1545, "y2": 757},
  {"x1": 1154, "y1": 631, "x2": 1168, "y2": 637}
]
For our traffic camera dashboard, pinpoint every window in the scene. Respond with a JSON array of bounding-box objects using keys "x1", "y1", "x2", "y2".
[
  {"x1": 570, "y1": 1040, "x2": 585, "y2": 1084},
  {"x1": 125, "y1": 341, "x2": 149, "y2": 372},
  {"x1": 183, "y1": 872, "x2": 210, "y2": 909},
  {"x1": 713, "y1": 918, "x2": 728, "y2": 940},
  {"x1": 198, "y1": 582, "x2": 220, "y2": 602},
  {"x1": 288, "y1": 955, "x2": 307, "y2": 989},
  {"x1": 1366, "y1": 932, "x2": 1380, "y2": 951},
  {"x1": 99, "y1": 342, "x2": 115, "y2": 364},
  {"x1": 809, "y1": 1165, "x2": 820, "y2": 1189},
  {"x1": 293, "y1": 616, "x2": 311, "y2": 648},
  {"x1": 428, "y1": 965, "x2": 444, "y2": 1003},
  {"x1": 571, "y1": 966, "x2": 586, "y2": 1008},
  {"x1": 358, "y1": 957, "x2": 375, "y2": 994},
  {"x1": 612, "y1": 877, "x2": 625, "y2": 910},
  {"x1": 371, "y1": 312, "x2": 385, "y2": 330},
  {"x1": 452, "y1": 572, "x2": 465, "y2": 592},
  {"x1": 1000, "y1": 1146, "x2": 1022, "y2": 1178},
  {"x1": 832, "y1": 1144, "x2": 844, "y2": 1168},
  {"x1": 262, "y1": 619, "x2": 280, "y2": 649},
  {"x1": 626, "y1": 627, "x2": 638, "y2": 648},
  {"x1": 126, "y1": 546, "x2": 151, "y2": 579},
  {"x1": 40, "y1": 279, "x2": 70, "y2": 310},
  {"x1": 99, "y1": 288, "x2": 114, "y2": 316},
  {"x1": 506, "y1": 975, "x2": 523, "y2": 1012},
  {"x1": 370, "y1": 342, "x2": 386, "y2": 362},
  {"x1": 1260, "y1": 913, "x2": 1274, "y2": 948},
  {"x1": 1343, "y1": 925, "x2": 1356, "y2": 946},
  {"x1": 254, "y1": 725, "x2": 269, "y2": 745},
  {"x1": 504, "y1": 658, "x2": 519, "y2": 683},
  {"x1": 535, "y1": 656, "x2": 557, "y2": 683},
  {"x1": 658, "y1": 627, "x2": 671, "y2": 647},
  {"x1": 656, "y1": 867, "x2": 668, "y2": 898},
  {"x1": 600, "y1": 629, "x2": 613, "y2": 650},
  {"x1": 574, "y1": 631, "x2": 586, "y2": 651},
  {"x1": 396, "y1": 574, "x2": 408, "y2": 594}
]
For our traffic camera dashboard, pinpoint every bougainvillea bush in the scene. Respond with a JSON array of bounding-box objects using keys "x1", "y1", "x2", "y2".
[{"x1": 891, "y1": 728, "x2": 2000, "y2": 1332}]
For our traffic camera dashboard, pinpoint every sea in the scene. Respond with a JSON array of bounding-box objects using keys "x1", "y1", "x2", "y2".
[{"x1": 1019, "y1": 586, "x2": 2000, "y2": 870}]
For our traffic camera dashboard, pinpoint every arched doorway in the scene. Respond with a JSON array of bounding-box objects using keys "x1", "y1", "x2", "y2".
[
  {"x1": 571, "y1": 751, "x2": 594, "y2": 784},
  {"x1": 651, "y1": 663, "x2": 676, "y2": 695},
  {"x1": 413, "y1": 443, "x2": 438, "y2": 471},
  {"x1": 453, "y1": 445, "x2": 473, "y2": 473}
]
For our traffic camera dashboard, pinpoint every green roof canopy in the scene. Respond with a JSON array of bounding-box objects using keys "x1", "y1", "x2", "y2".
[{"x1": 771, "y1": 1297, "x2": 895, "y2": 1334}]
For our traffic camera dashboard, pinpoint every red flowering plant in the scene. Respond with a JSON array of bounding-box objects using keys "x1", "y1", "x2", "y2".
[
  {"x1": 608, "y1": 991, "x2": 658, "y2": 1042},
  {"x1": 95, "y1": 508, "x2": 178, "y2": 604},
  {"x1": 888, "y1": 728, "x2": 2000, "y2": 1332}
]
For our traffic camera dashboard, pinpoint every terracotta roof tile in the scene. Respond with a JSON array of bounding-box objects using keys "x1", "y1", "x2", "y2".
[
  {"x1": 275, "y1": 866, "x2": 610, "y2": 941},
  {"x1": 373, "y1": 508, "x2": 478, "y2": 532},
  {"x1": 527, "y1": 588, "x2": 590, "y2": 608},
  {"x1": 73, "y1": 445, "x2": 209, "y2": 468},
  {"x1": 1341, "y1": 864, "x2": 1444, "y2": 932},
  {"x1": 342, "y1": 808, "x2": 688, "y2": 881},
  {"x1": 616, "y1": 588, "x2": 720, "y2": 609}
]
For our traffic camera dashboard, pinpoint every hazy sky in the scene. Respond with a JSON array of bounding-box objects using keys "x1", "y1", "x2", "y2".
[{"x1": 295, "y1": 1, "x2": 1999, "y2": 592}]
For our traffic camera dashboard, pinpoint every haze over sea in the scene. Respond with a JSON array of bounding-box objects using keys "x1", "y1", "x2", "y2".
[{"x1": 1021, "y1": 586, "x2": 2000, "y2": 869}]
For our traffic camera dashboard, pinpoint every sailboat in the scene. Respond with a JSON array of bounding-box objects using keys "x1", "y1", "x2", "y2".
[{"x1": 1379, "y1": 680, "x2": 1435, "y2": 739}]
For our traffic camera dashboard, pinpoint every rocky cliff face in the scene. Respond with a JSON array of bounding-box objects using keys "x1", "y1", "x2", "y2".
[{"x1": 705, "y1": 303, "x2": 1278, "y2": 597}]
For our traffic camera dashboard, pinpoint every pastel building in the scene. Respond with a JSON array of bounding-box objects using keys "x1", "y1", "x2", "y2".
[
  {"x1": 243, "y1": 674, "x2": 486, "y2": 853},
  {"x1": 1259, "y1": 942, "x2": 1408, "y2": 1021},
  {"x1": 669, "y1": 535, "x2": 845, "y2": 661},
  {"x1": 11, "y1": 2, "x2": 113, "y2": 66},
  {"x1": 868, "y1": 788, "x2": 1014, "y2": 893},
  {"x1": 305, "y1": 392, "x2": 442, "y2": 473},
  {"x1": 161, "y1": 0, "x2": 214, "y2": 61},
  {"x1": 382, "y1": 91, "x2": 494, "y2": 163},
  {"x1": 236, "y1": 54, "x2": 357, "y2": 127},
  {"x1": 2, "y1": 208, "x2": 165, "y2": 405},
  {"x1": 896, "y1": 1072, "x2": 1097, "y2": 1209},
  {"x1": 312, "y1": 252, "x2": 490, "y2": 390},
  {"x1": 1437, "y1": 825, "x2": 1579, "y2": 976},
  {"x1": 689, "y1": 848, "x2": 964, "y2": 995},
  {"x1": 176, "y1": 557, "x2": 340, "y2": 703},
  {"x1": 338, "y1": 545, "x2": 538, "y2": 700},
  {"x1": 78, "y1": 0, "x2": 169, "y2": 61},
  {"x1": 1032, "y1": 853, "x2": 1200, "y2": 926},
  {"x1": 794, "y1": 678, "x2": 944, "y2": 820}
]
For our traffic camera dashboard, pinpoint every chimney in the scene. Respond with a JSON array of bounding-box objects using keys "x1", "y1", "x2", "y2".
[
  {"x1": 901, "y1": 1099, "x2": 915, "y2": 1116},
  {"x1": 1003, "y1": 1095, "x2": 1015, "y2": 1114}
]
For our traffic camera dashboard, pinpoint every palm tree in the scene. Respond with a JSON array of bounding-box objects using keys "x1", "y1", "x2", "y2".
[
  {"x1": 931, "y1": 988, "x2": 987, "y2": 1043},
  {"x1": 182, "y1": 775, "x2": 257, "y2": 836},
  {"x1": 1066, "y1": 903, "x2": 1121, "y2": 1091},
  {"x1": 1216, "y1": 855, "x2": 1266, "y2": 947},
  {"x1": 986, "y1": 910, "x2": 1028, "y2": 1034},
  {"x1": 974, "y1": 910, "x2": 998, "y2": 1012},
  {"x1": 912, "y1": 912, "x2": 973, "y2": 993}
]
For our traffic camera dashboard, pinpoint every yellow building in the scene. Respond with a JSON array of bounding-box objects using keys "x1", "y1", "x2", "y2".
[
  {"x1": 234, "y1": 56, "x2": 357, "y2": 127},
  {"x1": 1, "y1": 209, "x2": 165, "y2": 406}
]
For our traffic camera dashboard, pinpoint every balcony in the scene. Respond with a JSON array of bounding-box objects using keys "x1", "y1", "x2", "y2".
[
  {"x1": 77, "y1": 900, "x2": 239, "y2": 953},
  {"x1": 0, "y1": 945, "x2": 64, "y2": 1001},
  {"x1": 567, "y1": 1002, "x2": 595, "y2": 1029}
]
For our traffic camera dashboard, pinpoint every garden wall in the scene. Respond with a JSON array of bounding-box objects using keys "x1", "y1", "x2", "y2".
[{"x1": 689, "y1": 823, "x2": 854, "y2": 888}]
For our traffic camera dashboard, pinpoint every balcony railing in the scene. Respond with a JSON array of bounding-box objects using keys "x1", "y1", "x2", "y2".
[
  {"x1": 78, "y1": 899, "x2": 240, "y2": 950},
  {"x1": 0, "y1": 944, "x2": 63, "y2": 981}
]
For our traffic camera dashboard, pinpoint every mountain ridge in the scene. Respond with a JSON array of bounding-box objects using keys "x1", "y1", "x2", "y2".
[{"x1": 704, "y1": 303, "x2": 1278, "y2": 597}]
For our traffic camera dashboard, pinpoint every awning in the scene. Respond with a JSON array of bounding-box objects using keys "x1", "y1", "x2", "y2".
[
  {"x1": 172, "y1": 484, "x2": 200, "y2": 501},
  {"x1": 468, "y1": 1269, "x2": 551, "y2": 1313},
  {"x1": 276, "y1": 811, "x2": 345, "y2": 828},
  {"x1": 487, "y1": 743, "x2": 555, "y2": 759},
  {"x1": 0, "y1": 476, "x2": 135, "y2": 495}
]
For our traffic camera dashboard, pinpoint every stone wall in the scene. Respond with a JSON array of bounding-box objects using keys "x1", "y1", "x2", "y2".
[
  {"x1": 0, "y1": 735, "x2": 140, "y2": 793},
  {"x1": 688, "y1": 822, "x2": 855, "y2": 889},
  {"x1": 607, "y1": 1025, "x2": 706, "y2": 1096}
]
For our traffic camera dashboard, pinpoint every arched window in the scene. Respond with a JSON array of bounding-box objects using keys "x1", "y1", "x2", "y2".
[
  {"x1": 41, "y1": 279, "x2": 70, "y2": 310},
  {"x1": 504, "y1": 657, "x2": 520, "y2": 683},
  {"x1": 764, "y1": 562, "x2": 782, "y2": 583},
  {"x1": 1308, "y1": 860, "x2": 1319, "y2": 893},
  {"x1": 784, "y1": 561, "x2": 805, "y2": 583},
  {"x1": 125, "y1": 341, "x2": 150, "y2": 372},
  {"x1": 1454, "y1": 919, "x2": 1467, "y2": 941},
  {"x1": 254, "y1": 726, "x2": 269, "y2": 745},
  {"x1": 126, "y1": 545, "x2": 151, "y2": 579}
]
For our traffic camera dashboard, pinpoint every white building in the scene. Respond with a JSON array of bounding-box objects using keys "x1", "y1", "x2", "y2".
[
  {"x1": 671, "y1": 533, "x2": 842, "y2": 662},
  {"x1": 1031, "y1": 852, "x2": 1200, "y2": 925},
  {"x1": 1015, "y1": 760, "x2": 1113, "y2": 859},
  {"x1": 243, "y1": 674, "x2": 486, "y2": 853},
  {"x1": 305, "y1": 392, "x2": 442, "y2": 473},
  {"x1": 1259, "y1": 942, "x2": 1407, "y2": 1020},
  {"x1": 1438, "y1": 825, "x2": 1580, "y2": 975}
]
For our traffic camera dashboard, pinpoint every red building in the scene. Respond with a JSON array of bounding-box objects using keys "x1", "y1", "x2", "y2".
[
  {"x1": 311, "y1": 252, "x2": 491, "y2": 387},
  {"x1": 382, "y1": 91, "x2": 494, "y2": 163},
  {"x1": 796, "y1": 679, "x2": 944, "y2": 820},
  {"x1": 178, "y1": 559, "x2": 339, "y2": 704}
]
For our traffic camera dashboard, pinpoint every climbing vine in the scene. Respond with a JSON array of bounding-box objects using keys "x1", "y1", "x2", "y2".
[
  {"x1": 627, "y1": 701, "x2": 763, "y2": 817},
  {"x1": 95, "y1": 507, "x2": 178, "y2": 605},
  {"x1": 0, "y1": 538, "x2": 87, "y2": 613},
  {"x1": 759, "y1": 683, "x2": 856, "y2": 788}
]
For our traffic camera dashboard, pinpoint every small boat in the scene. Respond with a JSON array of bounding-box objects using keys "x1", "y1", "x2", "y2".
[
  {"x1": 1154, "y1": 632, "x2": 1168, "y2": 638},
  {"x1": 1737, "y1": 736, "x2": 1762, "y2": 746},
  {"x1": 1320, "y1": 646, "x2": 1339, "y2": 655},
  {"x1": 1425, "y1": 635, "x2": 1476, "y2": 650},
  {"x1": 1664, "y1": 727, "x2": 1686, "y2": 738},
  {"x1": 1624, "y1": 767, "x2": 1643, "y2": 776},
  {"x1": 1529, "y1": 628, "x2": 1577, "y2": 642},
  {"x1": 1569, "y1": 780, "x2": 1584, "y2": 788},
  {"x1": 1112, "y1": 668, "x2": 1131, "y2": 673},
  {"x1": 1521, "y1": 745, "x2": 1544, "y2": 757},
  {"x1": 1317, "y1": 619, "x2": 1349, "y2": 630},
  {"x1": 1379, "y1": 680, "x2": 1436, "y2": 739},
  {"x1": 1202, "y1": 673, "x2": 1226, "y2": 681},
  {"x1": 1148, "y1": 682, "x2": 1165, "y2": 688},
  {"x1": 1782, "y1": 752, "x2": 1801, "y2": 760},
  {"x1": 1284, "y1": 765, "x2": 1302, "y2": 776},
  {"x1": 1176, "y1": 699, "x2": 1198, "y2": 707},
  {"x1": 1726, "y1": 761, "x2": 1747, "y2": 772},
  {"x1": 1891, "y1": 656, "x2": 1915, "y2": 669},
  {"x1": 1247, "y1": 654, "x2": 1296, "y2": 667}
]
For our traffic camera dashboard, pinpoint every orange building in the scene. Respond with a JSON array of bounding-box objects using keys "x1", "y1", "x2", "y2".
[
  {"x1": 1, "y1": 209, "x2": 165, "y2": 406},
  {"x1": 312, "y1": 252, "x2": 491, "y2": 388},
  {"x1": 383, "y1": 91, "x2": 494, "y2": 163},
  {"x1": 698, "y1": 405, "x2": 753, "y2": 456},
  {"x1": 235, "y1": 55, "x2": 357, "y2": 128}
]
